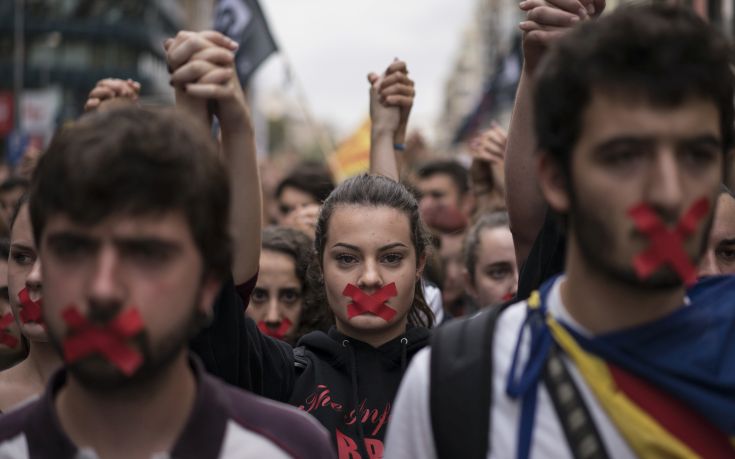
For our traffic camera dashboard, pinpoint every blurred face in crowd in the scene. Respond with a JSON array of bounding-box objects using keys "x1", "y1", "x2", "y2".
[
  {"x1": 698, "y1": 192, "x2": 735, "y2": 276},
  {"x1": 439, "y1": 232, "x2": 466, "y2": 306},
  {"x1": 322, "y1": 205, "x2": 422, "y2": 341},
  {"x1": 0, "y1": 254, "x2": 24, "y2": 364},
  {"x1": 39, "y1": 211, "x2": 220, "y2": 388},
  {"x1": 8, "y1": 203, "x2": 45, "y2": 342},
  {"x1": 0, "y1": 186, "x2": 26, "y2": 227},
  {"x1": 416, "y1": 173, "x2": 462, "y2": 215},
  {"x1": 277, "y1": 186, "x2": 318, "y2": 224},
  {"x1": 248, "y1": 249, "x2": 303, "y2": 337},
  {"x1": 542, "y1": 92, "x2": 722, "y2": 287},
  {"x1": 466, "y1": 226, "x2": 518, "y2": 307}
]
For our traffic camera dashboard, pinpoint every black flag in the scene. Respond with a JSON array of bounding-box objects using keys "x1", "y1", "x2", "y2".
[{"x1": 214, "y1": 0, "x2": 278, "y2": 85}]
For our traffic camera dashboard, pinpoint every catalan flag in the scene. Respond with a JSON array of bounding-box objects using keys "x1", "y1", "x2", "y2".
[
  {"x1": 328, "y1": 118, "x2": 371, "y2": 182},
  {"x1": 509, "y1": 275, "x2": 735, "y2": 458}
]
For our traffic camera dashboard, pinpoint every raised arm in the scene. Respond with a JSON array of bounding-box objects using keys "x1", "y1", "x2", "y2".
[
  {"x1": 368, "y1": 59, "x2": 415, "y2": 181},
  {"x1": 505, "y1": 0, "x2": 604, "y2": 266},
  {"x1": 166, "y1": 31, "x2": 261, "y2": 285}
]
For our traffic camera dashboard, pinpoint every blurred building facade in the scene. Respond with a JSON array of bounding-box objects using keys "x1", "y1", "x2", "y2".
[
  {"x1": 0, "y1": 0, "x2": 215, "y2": 161},
  {"x1": 437, "y1": 0, "x2": 735, "y2": 153}
]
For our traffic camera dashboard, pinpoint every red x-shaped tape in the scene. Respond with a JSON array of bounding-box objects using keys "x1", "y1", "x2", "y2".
[
  {"x1": 62, "y1": 306, "x2": 145, "y2": 376},
  {"x1": 18, "y1": 288, "x2": 43, "y2": 324},
  {"x1": 258, "y1": 318, "x2": 293, "y2": 340},
  {"x1": 628, "y1": 197, "x2": 710, "y2": 287},
  {"x1": 0, "y1": 313, "x2": 19, "y2": 348},
  {"x1": 343, "y1": 283, "x2": 398, "y2": 321}
]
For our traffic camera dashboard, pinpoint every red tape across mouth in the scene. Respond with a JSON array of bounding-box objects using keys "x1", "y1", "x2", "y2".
[
  {"x1": 18, "y1": 288, "x2": 43, "y2": 324},
  {"x1": 0, "y1": 313, "x2": 19, "y2": 348},
  {"x1": 258, "y1": 318, "x2": 293, "y2": 340},
  {"x1": 62, "y1": 306, "x2": 145, "y2": 376},
  {"x1": 628, "y1": 197, "x2": 709, "y2": 287},
  {"x1": 343, "y1": 283, "x2": 398, "y2": 321}
]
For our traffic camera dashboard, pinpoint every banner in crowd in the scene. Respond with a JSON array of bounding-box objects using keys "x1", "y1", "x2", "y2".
[
  {"x1": 214, "y1": 0, "x2": 278, "y2": 85},
  {"x1": 328, "y1": 118, "x2": 371, "y2": 182}
]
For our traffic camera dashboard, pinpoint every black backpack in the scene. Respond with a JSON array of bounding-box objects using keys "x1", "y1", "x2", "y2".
[{"x1": 430, "y1": 302, "x2": 609, "y2": 459}]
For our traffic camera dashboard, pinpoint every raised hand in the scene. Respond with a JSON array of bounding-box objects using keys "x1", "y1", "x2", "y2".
[{"x1": 84, "y1": 78, "x2": 140, "y2": 112}]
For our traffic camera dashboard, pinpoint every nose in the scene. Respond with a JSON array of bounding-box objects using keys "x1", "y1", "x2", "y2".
[
  {"x1": 697, "y1": 248, "x2": 719, "y2": 277},
  {"x1": 88, "y1": 245, "x2": 124, "y2": 316},
  {"x1": 26, "y1": 258, "x2": 42, "y2": 300},
  {"x1": 357, "y1": 258, "x2": 383, "y2": 291},
  {"x1": 647, "y1": 149, "x2": 684, "y2": 220},
  {"x1": 264, "y1": 297, "x2": 281, "y2": 324}
]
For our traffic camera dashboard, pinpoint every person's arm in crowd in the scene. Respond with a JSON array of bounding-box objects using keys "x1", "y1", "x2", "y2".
[
  {"x1": 504, "y1": 0, "x2": 604, "y2": 266},
  {"x1": 83, "y1": 78, "x2": 140, "y2": 113},
  {"x1": 470, "y1": 122, "x2": 508, "y2": 214},
  {"x1": 165, "y1": 31, "x2": 260, "y2": 286},
  {"x1": 166, "y1": 31, "x2": 295, "y2": 401},
  {"x1": 368, "y1": 59, "x2": 415, "y2": 181}
]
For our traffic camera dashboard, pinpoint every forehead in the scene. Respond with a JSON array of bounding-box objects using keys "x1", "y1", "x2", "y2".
[
  {"x1": 417, "y1": 174, "x2": 457, "y2": 193},
  {"x1": 278, "y1": 186, "x2": 317, "y2": 205},
  {"x1": 577, "y1": 91, "x2": 721, "y2": 150},
  {"x1": 326, "y1": 205, "x2": 412, "y2": 246},
  {"x1": 476, "y1": 227, "x2": 515, "y2": 263}
]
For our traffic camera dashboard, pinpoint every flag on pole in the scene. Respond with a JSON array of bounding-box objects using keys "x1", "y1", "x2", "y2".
[
  {"x1": 328, "y1": 118, "x2": 371, "y2": 182},
  {"x1": 214, "y1": 0, "x2": 278, "y2": 85}
]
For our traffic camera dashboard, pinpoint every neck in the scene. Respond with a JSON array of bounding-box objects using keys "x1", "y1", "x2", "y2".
[
  {"x1": 336, "y1": 318, "x2": 408, "y2": 348},
  {"x1": 56, "y1": 351, "x2": 196, "y2": 459},
  {"x1": 562, "y1": 236, "x2": 686, "y2": 335}
]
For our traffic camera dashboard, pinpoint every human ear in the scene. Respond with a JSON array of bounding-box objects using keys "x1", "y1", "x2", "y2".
[
  {"x1": 416, "y1": 254, "x2": 427, "y2": 279},
  {"x1": 537, "y1": 151, "x2": 570, "y2": 213},
  {"x1": 197, "y1": 275, "x2": 223, "y2": 319},
  {"x1": 463, "y1": 269, "x2": 478, "y2": 300}
]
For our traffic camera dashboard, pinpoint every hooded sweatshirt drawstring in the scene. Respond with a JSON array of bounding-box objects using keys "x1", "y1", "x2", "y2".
[
  {"x1": 343, "y1": 339, "x2": 370, "y2": 459},
  {"x1": 400, "y1": 337, "x2": 408, "y2": 372}
]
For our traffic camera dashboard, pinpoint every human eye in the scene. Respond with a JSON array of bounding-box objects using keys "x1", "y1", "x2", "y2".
[
  {"x1": 679, "y1": 144, "x2": 719, "y2": 169},
  {"x1": 715, "y1": 242, "x2": 735, "y2": 265},
  {"x1": 381, "y1": 253, "x2": 404, "y2": 266},
  {"x1": 335, "y1": 253, "x2": 359, "y2": 267},
  {"x1": 251, "y1": 288, "x2": 268, "y2": 304},
  {"x1": 485, "y1": 264, "x2": 511, "y2": 280},
  {"x1": 10, "y1": 248, "x2": 35, "y2": 266},
  {"x1": 120, "y1": 240, "x2": 178, "y2": 267},
  {"x1": 280, "y1": 288, "x2": 302, "y2": 305}
]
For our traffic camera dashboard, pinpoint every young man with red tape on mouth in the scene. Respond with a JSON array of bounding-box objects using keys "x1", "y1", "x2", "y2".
[
  {"x1": 386, "y1": 3, "x2": 735, "y2": 458},
  {"x1": 0, "y1": 31, "x2": 334, "y2": 459}
]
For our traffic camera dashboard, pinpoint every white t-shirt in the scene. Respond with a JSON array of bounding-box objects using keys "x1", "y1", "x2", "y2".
[{"x1": 384, "y1": 276, "x2": 636, "y2": 458}]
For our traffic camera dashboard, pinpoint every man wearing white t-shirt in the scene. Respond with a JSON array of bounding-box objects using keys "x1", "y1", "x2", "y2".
[{"x1": 385, "y1": 3, "x2": 735, "y2": 458}]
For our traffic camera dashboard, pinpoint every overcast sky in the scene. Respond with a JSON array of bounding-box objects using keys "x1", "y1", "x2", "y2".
[{"x1": 254, "y1": 0, "x2": 477, "y2": 141}]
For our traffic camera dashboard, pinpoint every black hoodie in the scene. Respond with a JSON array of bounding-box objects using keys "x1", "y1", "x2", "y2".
[
  {"x1": 290, "y1": 326, "x2": 430, "y2": 458},
  {"x1": 191, "y1": 277, "x2": 431, "y2": 458}
]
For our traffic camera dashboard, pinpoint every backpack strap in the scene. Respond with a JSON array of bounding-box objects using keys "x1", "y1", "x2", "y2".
[
  {"x1": 293, "y1": 345, "x2": 309, "y2": 372},
  {"x1": 543, "y1": 344, "x2": 610, "y2": 459},
  {"x1": 430, "y1": 303, "x2": 510, "y2": 459}
]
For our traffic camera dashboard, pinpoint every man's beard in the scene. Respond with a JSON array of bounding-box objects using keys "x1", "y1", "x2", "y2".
[
  {"x1": 47, "y1": 290, "x2": 208, "y2": 393},
  {"x1": 570, "y1": 188, "x2": 712, "y2": 291}
]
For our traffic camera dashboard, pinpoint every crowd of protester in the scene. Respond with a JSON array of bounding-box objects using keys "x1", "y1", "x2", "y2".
[{"x1": 0, "y1": 0, "x2": 731, "y2": 457}]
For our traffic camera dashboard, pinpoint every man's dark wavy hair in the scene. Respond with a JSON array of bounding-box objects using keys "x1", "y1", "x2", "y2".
[
  {"x1": 29, "y1": 106, "x2": 232, "y2": 280},
  {"x1": 534, "y1": 3, "x2": 735, "y2": 178}
]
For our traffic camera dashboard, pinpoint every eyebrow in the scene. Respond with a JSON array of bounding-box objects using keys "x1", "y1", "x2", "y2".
[
  {"x1": 46, "y1": 232, "x2": 181, "y2": 250},
  {"x1": 10, "y1": 242, "x2": 35, "y2": 252},
  {"x1": 331, "y1": 242, "x2": 409, "y2": 251},
  {"x1": 595, "y1": 135, "x2": 722, "y2": 153},
  {"x1": 717, "y1": 238, "x2": 735, "y2": 245}
]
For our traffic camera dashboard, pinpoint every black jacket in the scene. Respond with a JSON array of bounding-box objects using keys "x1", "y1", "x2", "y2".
[{"x1": 190, "y1": 276, "x2": 431, "y2": 456}]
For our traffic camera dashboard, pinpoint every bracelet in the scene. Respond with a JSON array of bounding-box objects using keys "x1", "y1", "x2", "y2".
[{"x1": 394, "y1": 143, "x2": 406, "y2": 151}]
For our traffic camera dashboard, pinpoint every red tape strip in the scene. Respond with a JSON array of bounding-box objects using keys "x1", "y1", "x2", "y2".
[
  {"x1": 628, "y1": 197, "x2": 709, "y2": 287},
  {"x1": 0, "y1": 313, "x2": 19, "y2": 348},
  {"x1": 257, "y1": 318, "x2": 293, "y2": 340},
  {"x1": 61, "y1": 306, "x2": 145, "y2": 376},
  {"x1": 343, "y1": 283, "x2": 398, "y2": 321},
  {"x1": 18, "y1": 288, "x2": 43, "y2": 324}
]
